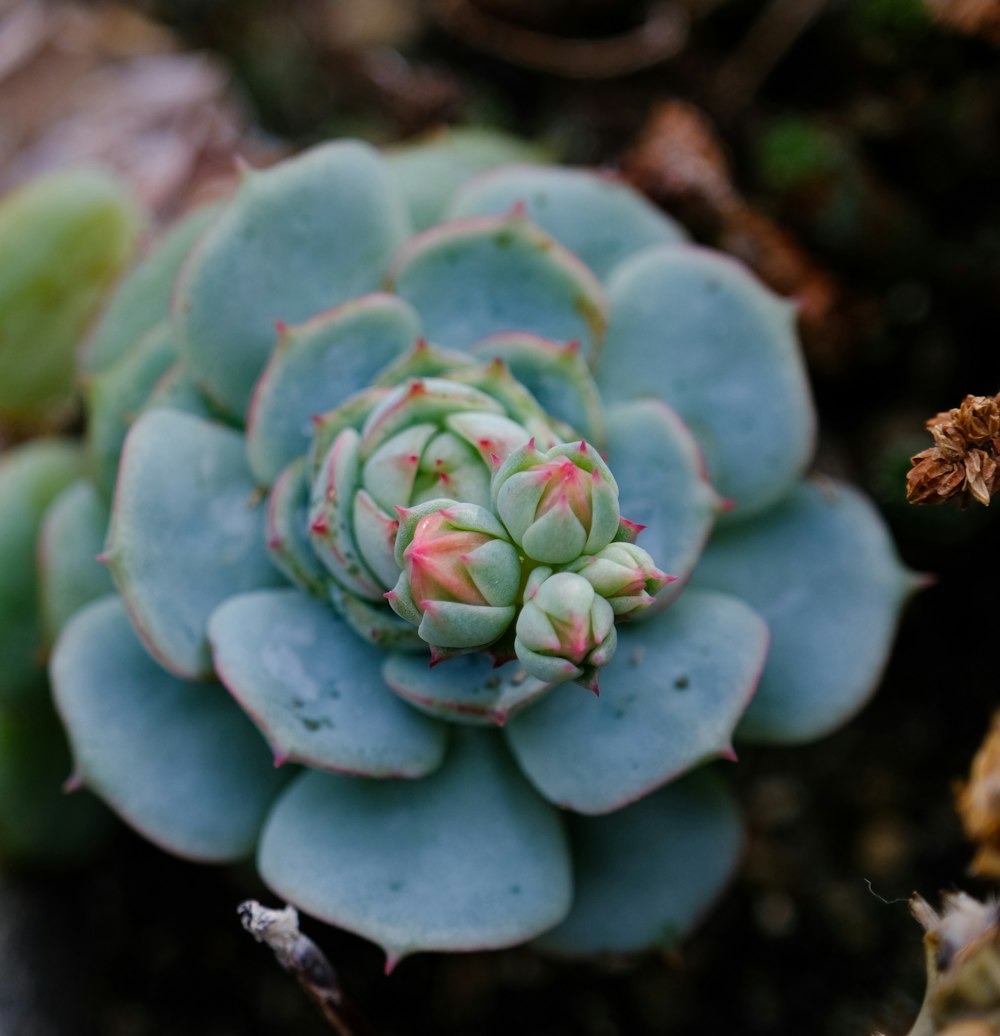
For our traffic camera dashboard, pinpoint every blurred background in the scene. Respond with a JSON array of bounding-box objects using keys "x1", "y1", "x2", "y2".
[{"x1": 2, "y1": 0, "x2": 999, "y2": 1032}]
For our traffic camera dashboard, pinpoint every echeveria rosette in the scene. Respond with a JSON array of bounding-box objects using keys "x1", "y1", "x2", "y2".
[{"x1": 44, "y1": 134, "x2": 919, "y2": 964}]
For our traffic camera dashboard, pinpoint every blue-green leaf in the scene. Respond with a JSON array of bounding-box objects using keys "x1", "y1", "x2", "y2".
[
  {"x1": 598, "y1": 247, "x2": 815, "y2": 516},
  {"x1": 103, "y1": 409, "x2": 284, "y2": 679},
  {"x1": 537, "y1": 769, "x2": 742, "y2": 955},
  {"x1": 246, "y1": 294, "x2": 420, "y2": 485},
  {"x1": 505, "y1": 590, "x2": 766, "y2": 814},
  {"x1": 209, "y1": 589, "x2": 446, "y2": 776},
  {"x1": 449, "y1": 165, "x2": 686, "y2": 281},
  {"x1": 175, "y1": 142, "x2": 410, "y2": 417},
  {"x1": 258, "y1": 729, "x2": 571, "y2": 965},
  {"x1": 382, "y1": 651, "x2": 551, "y2": 726},
  {"x1": 51, "y1": 596, "x2": 286, "y2": 862},
  {"x1": 387, "y1": 210, "x2": 607, "y2": 362},
  {"x1": 0, "y1": 439, "x2": 83, "y2": 706},
  {"x1": 692, "y1": 479, "x2": 916, "y2": 742},
  {"x1": 37, "y1": 478, "x2": 113, "y2": 641},
  {"x1": 605, "y1": 399, "x2": 721, "y2": 610}
]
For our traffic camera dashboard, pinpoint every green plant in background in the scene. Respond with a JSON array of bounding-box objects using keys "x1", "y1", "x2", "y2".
[{"x1": 32, "y1": 132, "x2": 915, "y2": 963}]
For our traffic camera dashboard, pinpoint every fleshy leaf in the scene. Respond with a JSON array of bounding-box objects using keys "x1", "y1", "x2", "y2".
[
  {"x1": 37, "y1": 478, "x2": 113, "y2": 641},
  {"x1": 605, "y1": 399, "x2": 721, "y2": 609},
  {"x1": 385, "y1": 127, "x2": 549, "y2": 232},
  {"x1": 692, "y1": 479, "x2": 916, "y2": 742},
  {"x1": 505, "y1": 589, "x2": 767, "y2": 814},
  {"x1": 468, "y1": 333, "x2": 606, "y2": 445},
  {"x1": 51, "y1": 596, "x2": 287, "y2": 862},
  {"x1": 85, "y1": 320, "x2": 178, "y2": 498},
  {"x1": 449, "y1": 164, "x2": 686, "y2": 281},
  {"x1": 246, "y1": 294, "x2": 421, "y2": 485},
  {"x1": 258, "y1": 729, "x2": 572, "y2": 965},
  {"x1": 82, "y1": 202, "x2": 219, "y2": 375},
  {"x1": 266, "y1": 458, "x2": 329, "y2": 594},
  {"x1": 175, "y1": 142, "x2": 410, "y2": 417},
  {"x1": 598, "y1": 246, "x2": 815, "y2": 517},
  {"x1": 0, "y1": 439, "x2": 83, "y2": 706},
  {"x1": 103, "y1": 409, "x2": 284, "y2": 679},
  {"x1": 536, "y1": 769, "x2": 742, "y2": 955},
  {"x1": 386, "y1": 210, "x2": 608, "y2": 362},
  {"x1": 209, "y1": 589, "x2": 446, "y2": 776},
  {"x1": 0, "y1": 168, "x2": 140, "y2": 420},
  {"x1": 381, "y1": 651, "x2": 551, "y2": 726}
]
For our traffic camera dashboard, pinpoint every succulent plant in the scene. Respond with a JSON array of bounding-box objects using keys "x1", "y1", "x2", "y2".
[{"x1": 40, "y1": 133, "x2": 916, "y2": 963}]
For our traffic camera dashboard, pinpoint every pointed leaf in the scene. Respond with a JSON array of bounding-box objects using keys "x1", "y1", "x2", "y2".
[
  {"x1": 382, "y1": 651, "x2": 551, "y2": 726},
  {"x1": 37, "y1": 478, "x2": 114, "y2": 641},
  {"x1": 537, "y1": 769, "x2": 742, "y2": 955},
  {"x1": 387, "y1": 211, "x2": 607, "y2": 362},
  {"x1": 605, "y1": 399, "x2": 721, "y2": 609},
  {"x1": 51, "y1": 596, "x2": 287, "y2": 862},
  {"x1": 104, "y1": 409, "x2": 284, "y2": 679},
  {"x1": 449, "y1": 165, "x2": 686, "y2": 281},
  {"x1": 599, "y1": 247, "x2": 815, "y2": 516},
  {"x1": 505, "y1": 589, "x2": 767, "y2": 814},
  {"x1": 259, "y1": 729, "x2": 571, "y2": 964},
  {"x1": 0, "y1": 439, "x2": 83, "y2": 706},
  {"x1": 692, "y1": 479, "x2": 916, "y2": 742},
  {"x1": 246, "y1": 294, "x2": 420, "y2": 485},
  {"x1": 175, "y1": 142, "x2": 410, "y2": 417},
  {"x1": 209, "y1": 589, "x2": 446, "y2": 776}
]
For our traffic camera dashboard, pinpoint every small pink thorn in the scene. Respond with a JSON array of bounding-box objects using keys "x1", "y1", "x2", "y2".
[
  {"x1": 428, "y1": 647, "x2": 446, "y2": 669},
  {"x1": 95, "y1": 551, "x2": 109, "y2": 565},
  {"x1": 383, "y1": 952, "x2": 401, "y2": 976},
  {"x1": 527, "y1": 437, "x2": 535, "y2": 450},
  {"x1": 394, "y1": 505, "x2": 410, "y2": 520},
  {"x1": 274, "y1": 319, "x2": 288, "y2": 336},
  {"x1": 311, "y1": 413, "x2": 325, "y2": 426},
  {"x1": 414, "y1": 337, "x2": 429, "y2": 352},
  {"x1": 273, "y1": 752, "x2": 289, "y2": 768},
  {"x1": 489, "y1": 452, "x2": 501, "y2": 468},
  {"x1": 564, "y1": 339, "x2": 581, "y2": 355},
  {"x1": 266, "y1": 537, "x2": 282, "y2": 551},
  {"x1": 493, "y1": 711, "x2": 508, "y2": 728},
  {"x1": 578, "y1": 440, "x2": 588, "y2": 454},
  {"x1": 62, "y1": 772, "x2": 84, "y2": 794},
  {"x1": 719, "y1": 744, "x2": 738, "y2": 763},
  {"x1": 719, "y1": 497, "x2": 736, "y2": 514},
  {"x1": 310, "y1": 515, "x2": 329, "y2": 535},
  {"x1": 662, "y1": 573, "x2": 679, "y2": 585},
  {"x1": 384, "y1": 589, "x2": 397, "y2": 601},
  {"x1": 508, "y1": 199, "x2": 528, "y2": 218}
]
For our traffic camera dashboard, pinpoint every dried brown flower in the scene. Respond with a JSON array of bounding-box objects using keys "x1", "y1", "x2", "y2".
[{"x1": 907, "y1": 394, "x2": 1000, "y2": 507}]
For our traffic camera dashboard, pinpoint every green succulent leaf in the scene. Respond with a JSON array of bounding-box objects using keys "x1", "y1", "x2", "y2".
[
  {"x1": 385, "y1": 127, "x2": 549, "y2": 232},
  {"x1": 505, "y1": 589, "x2": 767, "y2": 814},
  {"x1": 692, "y1": 479, "x2": 916, "y2": 742},
  {"x1": 266, "y1": 458, "x2": 329, "y2": 594},
  {"x1": 258, "y1": 729, "x2": 572, "y2": 966},
  {"x1": 387, "y1": 210, "x2": 607, "y2": 362},
  {"x1": 0, "y1": 698, "x2": 114, "y2": 866},
  {"x1": 599, "y1": 247, "x2": 815, "y2": 517},
  {"x1": 0, "y1": 167, "x2": 140, "y2": 421},
  {"x1": 82, "y1": 202, "x2": 219, "y2": 375},
  {"x1": 51, "y1": 596, "x2": 287, "y2": 862},
  {"x1": 103, "y1": 409, "x2": 284, "y2": 679},
  {"x1": 448, "y1": 165, "x2": 686, "y2": 281},
  {"x1": 37, "y1": 478, "x2": 113, "y2": 642},
  {"x1": 85, "y1": 320, "x2": 178, "y2": 498},
  {"x1": 605, "y1": 399, "x2": 721, "y2": 610},
  {"x1": 246, "y1": 294, "x2": 420, "y2": 485},
  {"x1": 536, "y1": 768, "x2": 742, "y2": 955},
  {"x1": 381, "y1": 651, "x2": 552, "y2": 726},
  {"x1": 209, "y1": 589, "x2": 447, "y2": 776},
  {"x1": 0, "y1": 439, "x2": 83, "y2": 706},
  {"x1": 175, "y1": 142, "x2": 410, "y2": 417}
]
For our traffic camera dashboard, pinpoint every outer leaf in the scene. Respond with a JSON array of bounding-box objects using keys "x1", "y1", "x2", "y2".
[
  {"x1": 82, "y1": 202, "x2": 219, "y2": 375},
  {"x1": 536, "y1": 769, "x2": 742, "y2": 955},
  {"x1": 381, "y1": 651, "x2": 551, "y2": 726},
  {"x1": 605, "y1": 399, "x2": 721, "y2": 609},
  {"x1": 258, "y1": 729, "x2": 572, "y2": 965},
  {"x1": 449, "y1": 165, "x2": 686, "y2": 281},
  {"x1": 505, "y1": 590, "x2": 767, "y2": 814},
  {"x1": 103, "y1": 409, "x2": 284, "y2": 679},
  {"x1": 386, "y1": 210, "x2": 608, "y2": 362},
  {"x1": 209, "y1": 589, "x2": 446, "y2": 776},
  {"x1": 385, "y1": 127, "x2": 548, "y2": 232},
  {"x1": 246, "y1": 294, "x2": 420, "y2": 485},
  {"x1": 51, "y1": 596, "x2": 287, "y2": 862},
  {"x1": 692, "y1": 479, "x2": 917, "y2": 742},
  {"x1": 0, "y1": 168, "x2": 140, "y2": 420},
  {"x1": 0, "y1": 440, "x2": 82, "y2": 706},
  {"x1": 37, "y1": 478, "x2": 113, "y2": 641},
  {"x1": 175, "y1": 142, "x2": 410, "y2": 417},
  {"x1": 598, "y1": 246, "x2": 815, "y2": 516}
]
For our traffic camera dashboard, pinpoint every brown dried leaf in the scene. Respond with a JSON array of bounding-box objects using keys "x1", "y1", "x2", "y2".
[
  {"x1": 924, "y1": 0, "x2": 1000, "y2": 45},
  {"x1": 957, "y1": 712, "x2": 1000, "y2": 879}
]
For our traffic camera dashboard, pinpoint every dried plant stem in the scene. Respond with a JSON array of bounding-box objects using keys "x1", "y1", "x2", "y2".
[{"x1": 238, "y1": 900, "x2": 373, "y2": 1036}]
